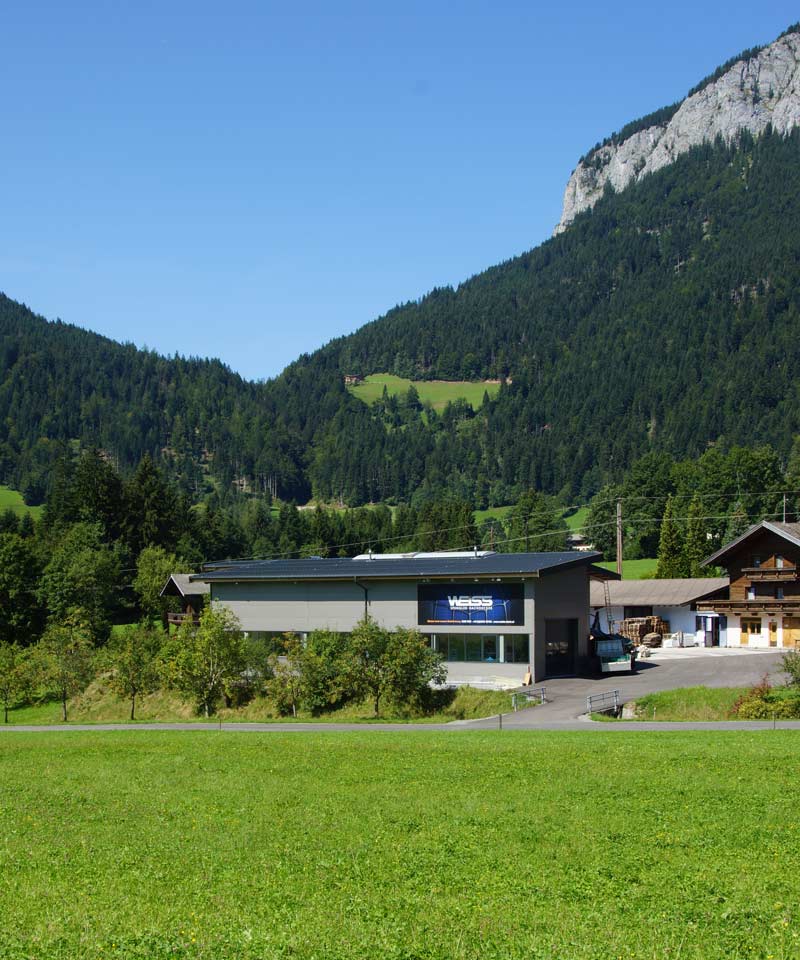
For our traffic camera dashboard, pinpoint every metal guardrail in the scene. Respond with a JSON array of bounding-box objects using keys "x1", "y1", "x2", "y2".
[
  {"x1": 511, "y1": 687, "x2": 547, "y2": 711},
  {"x1": 586, "y1": 689, "x2": 620, "y2": 714}
]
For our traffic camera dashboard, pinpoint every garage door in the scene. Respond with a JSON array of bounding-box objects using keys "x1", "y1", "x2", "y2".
[
  {"x1": 545, "y1": 619, "x2": 578, "y2": 676},
  {"x1": 784, "y1": 617, "x2": 800, "y2": 648}
]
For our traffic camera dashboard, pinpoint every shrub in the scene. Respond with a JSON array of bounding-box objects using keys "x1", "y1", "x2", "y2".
[
  {"x1": 781, "y1": 649, "x2": 800, "y2": 687},
  {"x1": 732, "y1": 674, "x2": 800, "y2": 719}
]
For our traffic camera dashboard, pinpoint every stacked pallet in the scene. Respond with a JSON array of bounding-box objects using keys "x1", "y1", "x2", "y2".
[{"x1": 619, "y1": 616, "x2": 670, "y2": 643}]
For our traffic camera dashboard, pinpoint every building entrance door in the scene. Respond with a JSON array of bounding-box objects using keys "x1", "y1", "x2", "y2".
[
  {"x1": 783, "y1": 617, "x2": 800, "y2": 648},
  {"x1": 545, "y1": 619, "x2": 578, "y2": 676}
]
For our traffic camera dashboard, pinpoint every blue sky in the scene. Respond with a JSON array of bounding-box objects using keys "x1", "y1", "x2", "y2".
[{"x1": 1, "y1": 2, "x2": 797, "y2": 380}]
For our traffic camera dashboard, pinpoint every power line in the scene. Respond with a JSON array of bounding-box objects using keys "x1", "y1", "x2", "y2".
[{"x1": 203, "y1": 490, "x2": 798, "y2": 566}]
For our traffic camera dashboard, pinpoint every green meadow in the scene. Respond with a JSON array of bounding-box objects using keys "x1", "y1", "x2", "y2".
[
  {"x1": 563, "y1": 505, "x2": 589, "y2": 532},
  {"x1": 1, "y1": 731, "x2": 798, "y2": 960},
  {"x1": 597, "y1": 557, "x2": 658, "y2": 578},
  {"x1": 348, "y1": 373, "x2": 501, "y2": 411},
  {"x1": 0, "y1": 485, "x2": 42, "y2": 519}
]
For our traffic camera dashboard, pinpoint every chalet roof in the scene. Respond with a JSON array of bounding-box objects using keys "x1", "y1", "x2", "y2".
[
  {"x1": 192, "y1": 550, "x2": 610, "y2": 584},
  {"x1": 703, "y1": 520, "x2": 800, "y2": 567},
  {"x1": 589, "y1": 577, "x2": 729, "y2": 608},
  {"x1": 160, "y1": 573, "x2": 211, "y2": 599}
]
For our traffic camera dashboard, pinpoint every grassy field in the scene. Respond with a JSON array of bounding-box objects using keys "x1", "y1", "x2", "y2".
[
  {"x1": 0, "y1": 732, "x2": 798, "y2": 959},
  {"x1": 4, "y1": 682, "x2": 526, "y2": 726},
  {"x1": 348, "y1": 373, "x2": 501, "y2": 411},
  {"x1": 596, "y1": 557, "x2": 658, "y2": 578},
  {"x1": 0, "y1": 485, "x2": 42, "y2": 519},
  {"x1": 630, "y1": 686, "x2": 746, "y2": 721}
]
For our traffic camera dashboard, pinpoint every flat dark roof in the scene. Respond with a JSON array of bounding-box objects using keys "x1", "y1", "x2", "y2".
[{"x1": 192, "y1": 551, "x2": 604, "y2": 584}]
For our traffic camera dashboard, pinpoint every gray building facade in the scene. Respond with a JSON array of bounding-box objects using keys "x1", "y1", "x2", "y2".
[{"x1": 192, "y1": 551, "x2": 611, "y2": 685}]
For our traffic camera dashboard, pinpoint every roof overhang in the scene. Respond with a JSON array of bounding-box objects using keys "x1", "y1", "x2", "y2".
[
  {"x1": 703, "y1": 520, "x2": 800, "y2": 567},
  {"x1": 588, "y1": 564, "x2": 621, "y2": 582}
]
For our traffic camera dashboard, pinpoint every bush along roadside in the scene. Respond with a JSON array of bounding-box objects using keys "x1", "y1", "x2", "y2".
[{"x1": 731, "y1": 675, "x2": 800, "y2": 720}]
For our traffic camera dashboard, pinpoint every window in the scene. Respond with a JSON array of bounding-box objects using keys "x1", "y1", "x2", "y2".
[
  {"x1": 623, "y1": 605, "x2": 653, "y2": 620},
  {"x1": 504, "y1": 635, "x2": 530, "y2": 663},
  {"x1": 776, "y1": 555, "x2": 785, "y2": 569},
  {"x1": 741, "y1": 618, "x2": 761, "y2": 639},
  {"x1": 776, "y1": 587, "x2": 785, "y2": 600},
  {"x1": 746, "y1": 586, "x2": 756, "y2": 600},
  {"x1": 752, "y1": 556, "x2": 762, "y2": 568},
  {"x1": 430, "y1": 634, "x2": 515, "y2": 663}
]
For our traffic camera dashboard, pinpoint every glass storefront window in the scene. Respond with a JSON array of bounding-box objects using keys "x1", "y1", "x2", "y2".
[
  {"x1": 430, "y1": 634, "x2": 529, "y2": 663},
  {"x1": 504, "y1": 635, "x2": 530, "y2": 663}
]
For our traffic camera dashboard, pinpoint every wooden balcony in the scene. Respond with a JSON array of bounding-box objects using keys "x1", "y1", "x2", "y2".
[
  {"x1": 741, "y1": 566, "x2": 797, "y2": 582},
  {"x1": 697, "y1": 599, "x2": 800, "y2": 615},
  {"x1": 167, "y1": 612, "x2": 200, "y2": 626}
]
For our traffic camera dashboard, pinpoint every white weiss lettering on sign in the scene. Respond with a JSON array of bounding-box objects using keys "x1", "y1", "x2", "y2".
[
  {"x1": 418, "y1": 583, "x2": 524, "y2": 626},
  {"x1": 447, "y1": 595, "x2": 493, "y2": 610}
]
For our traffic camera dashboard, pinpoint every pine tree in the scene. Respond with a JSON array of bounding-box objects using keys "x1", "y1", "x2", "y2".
[
  {"x1": 656, "y1": 495, "x2": 687, "y2": 578},
  {"x1": 682, "y1": 496, "x2": 710, "y2": 577}
]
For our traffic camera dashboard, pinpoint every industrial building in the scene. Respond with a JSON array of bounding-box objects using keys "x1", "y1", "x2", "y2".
[{"x1": 191, "y1": 550, "x2": 613, "y2": 684}]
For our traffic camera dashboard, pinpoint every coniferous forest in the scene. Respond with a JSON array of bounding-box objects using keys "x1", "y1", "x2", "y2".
[{"x1": 3, "y1": 128, "x2": 800, "y2": 509}]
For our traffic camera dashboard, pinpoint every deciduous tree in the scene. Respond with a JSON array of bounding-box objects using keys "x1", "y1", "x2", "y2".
[
  {"x1": 104, "y1": 621, "x2": 163, "y2": 720},
  {"x1": 35, "y1": 609, "x2": 95, "y2": 722},
  {"x1": 343, "y1": 618, "x2": 445, "y2": 717},
  {"x1": 0, "y1": 643, "x2": 32, "y2": 723},
  {"x1": 162, "y1": 605, "x2": 247, "y2": 717}
]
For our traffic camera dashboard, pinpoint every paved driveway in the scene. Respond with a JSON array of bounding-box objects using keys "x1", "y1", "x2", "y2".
[{"x1": 466, "y1": 646, "x2": 788, "y2": 728}]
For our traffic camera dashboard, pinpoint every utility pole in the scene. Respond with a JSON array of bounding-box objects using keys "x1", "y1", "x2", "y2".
[{"x1": 616, "y1": 499, "x2": 623, "y2": 577}]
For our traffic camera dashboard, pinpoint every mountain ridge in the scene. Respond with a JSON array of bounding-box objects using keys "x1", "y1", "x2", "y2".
[{"x1": 557, "y1": 25, "x2": 800, "y2": 232}]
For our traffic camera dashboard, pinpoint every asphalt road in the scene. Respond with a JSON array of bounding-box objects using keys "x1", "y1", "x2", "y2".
[{"x1": 2, "y1": 647, "x2": 797, "y2": 733}]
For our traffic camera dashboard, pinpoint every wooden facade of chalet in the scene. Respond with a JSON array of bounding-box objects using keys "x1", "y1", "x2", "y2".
[
  {"x1": 697, "y1": 521, "x2": 800, "y2": 648},
  {"x1": 159, "y1": 573, "x2": 210, "y2": 629}
]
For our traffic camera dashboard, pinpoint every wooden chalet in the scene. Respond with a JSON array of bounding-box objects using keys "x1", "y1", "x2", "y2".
[
  {"x1": 697, "y1": 520, "x2": 800, "y2": 647},
  {"x1": 160, "y1": 573, "x2": 210, "y2": 628}
]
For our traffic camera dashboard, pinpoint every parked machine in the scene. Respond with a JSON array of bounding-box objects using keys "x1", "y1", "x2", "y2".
[{"x1": 589, "y1": 613, "x2": 637, "y2": 674}]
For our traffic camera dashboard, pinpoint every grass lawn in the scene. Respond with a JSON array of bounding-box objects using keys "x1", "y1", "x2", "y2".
[
  {"x1": 348, "y1": 373, "x2": 501, "y2": 411},
  {"x1": 596, "y1": 557, "x2": 658, "y2": 578},
  {"x1": 0, "y1": 485, "x2": 42, "y2": 519},
  {"x1": 631, "y1": 686, "x2": 747, "y2": 721},
  {"x1": 0, "y1": 732, "x2": 798, "y2": 959}
]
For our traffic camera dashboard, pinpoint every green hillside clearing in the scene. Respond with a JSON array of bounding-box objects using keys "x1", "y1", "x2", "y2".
[
  {"x1": 474, "y1": 504, "x2": 513, "y2": 524},
  {"x1": 564, "y1": 505, "x2": 589, "y2": 532},
  {"x1": 0, "y1": 485, "x2": 42, "y2": 519},
  {"x1": 348, "y1": 373, "x2": 501, "y2": 410}
]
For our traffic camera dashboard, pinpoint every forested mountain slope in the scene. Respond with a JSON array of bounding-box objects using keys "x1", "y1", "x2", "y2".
[
  {"x1": 0, "y1": 299, "x2": 318, "y2": 502},
  {"x1": 299, "y1": 127, "x2": 800, "y2": 502},
  {"x1": 4, "y1": 70, "x2": 800, "y2": 507}
]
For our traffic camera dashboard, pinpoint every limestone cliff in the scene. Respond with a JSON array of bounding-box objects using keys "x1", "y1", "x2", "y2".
[{"x1": 556, "y1": 28, "x2": 800, "y2": 233}]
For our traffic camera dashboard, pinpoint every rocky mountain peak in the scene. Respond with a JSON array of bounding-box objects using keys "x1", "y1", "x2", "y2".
[{"x1": 556, "y1": 28, "x2": 800, "y2": 233}]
